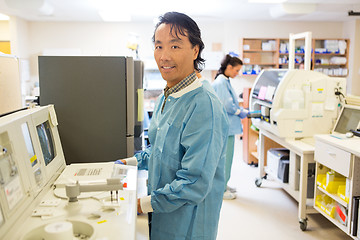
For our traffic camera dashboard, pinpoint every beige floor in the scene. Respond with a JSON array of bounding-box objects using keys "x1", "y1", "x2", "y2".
[{"x1": 136, "y1": 136, "x2": 352, "y2": 240}]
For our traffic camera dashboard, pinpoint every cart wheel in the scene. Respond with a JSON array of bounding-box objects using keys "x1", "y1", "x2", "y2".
[
  {"x1": 255, "y1": 178, "x2": 262, "y2": 187},
  {"x1": 299, "y1": 219, "x2": 307, "y2": 231}
]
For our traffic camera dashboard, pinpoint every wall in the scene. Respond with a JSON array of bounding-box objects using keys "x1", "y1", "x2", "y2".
[
  {"x1": 198, "y1": 20, "x2": 346, "y2": 96},
  {"x1": 10, "y1": 18, "x2": 355, "y2": 96},
  {"x1": 347, "y1": 20, "x2": 360, "y2": 96},
  {"x1": 354, "y1": 20, "x2": 360, "y2": 96},
  {"x1": 27, "y1": 21, "x2": 155, "y2": 80},
  {"x1": 0, "y1": 21, "x2": 10, "y2": 40},
  {"x1": 9, "y1": 16, "x2": 29, "y2": 58}
]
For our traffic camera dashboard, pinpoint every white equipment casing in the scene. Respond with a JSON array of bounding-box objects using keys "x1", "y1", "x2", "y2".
[
  {"x1": 0, "y1": 106, "x2": 137, "y2": 240},
  {"x1": 250, "y1": 69, "x2": 346, "y2": 138}
]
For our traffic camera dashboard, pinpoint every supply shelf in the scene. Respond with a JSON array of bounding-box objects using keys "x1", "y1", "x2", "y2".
[
  {"x1": 240, "y1": 38, "x2": 350, "y2": 77},
  {"x1": 314, "y1": 135, "x2": 360, "y2": 239}
]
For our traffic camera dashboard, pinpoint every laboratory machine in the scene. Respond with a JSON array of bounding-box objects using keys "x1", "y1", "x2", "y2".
[
  {"x1": 250, "y1": 69, "x2": 346, "y2": 230},
  {"x1": 38, "y1": 56, "x2": 144, "y2": 164},
  {"x1": 0, "y1": 105, "x2": 137, "y2": 240},
  {"x1": 249, "y1": 69, "x2": 346, "y2": 138}
]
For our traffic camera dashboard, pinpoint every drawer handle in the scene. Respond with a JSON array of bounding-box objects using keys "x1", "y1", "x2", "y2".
[{"x1": 327, "y1": 151, "x2": 336, "y2": 156}]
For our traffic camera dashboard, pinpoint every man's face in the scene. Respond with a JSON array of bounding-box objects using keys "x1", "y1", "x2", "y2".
[{"x1": 154, "y1": 23, "x2": 199, "y2": 88}]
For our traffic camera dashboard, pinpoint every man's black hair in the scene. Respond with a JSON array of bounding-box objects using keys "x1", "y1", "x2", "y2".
[{"x1": 152, "y1": 12, "x2": 205, "y2": 72}]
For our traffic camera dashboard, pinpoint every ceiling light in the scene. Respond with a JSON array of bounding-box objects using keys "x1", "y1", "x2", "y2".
[
  {"x1": 248, "y1": 0, "x2": 287, "y2": 3},
  {"x1": 270, "y1": 3, "x2": 317, "y2": 18},
  {"x1": 98, "y1": 10, "x2": 131, "y2": 22},
  {"x1": 38, "y1": 2, "x2": 54, "y2": 16},
  {"x1": 0, "y1": 13, "x2": 10, "y2": 20},
  {"x1": 5, "y1": 0, "x2": 53, "y2": 16}
]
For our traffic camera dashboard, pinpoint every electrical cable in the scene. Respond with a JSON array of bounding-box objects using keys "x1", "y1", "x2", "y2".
[{"x1": 334, "y1": 88, "x2": 347, "y2": 104}]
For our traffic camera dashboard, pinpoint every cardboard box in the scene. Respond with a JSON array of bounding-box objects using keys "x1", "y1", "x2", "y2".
[{"x1": 244, "y1": 39, "x2": 262, "y2": 50}]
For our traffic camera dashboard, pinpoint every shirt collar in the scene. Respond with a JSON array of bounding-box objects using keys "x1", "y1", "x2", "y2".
[{"x1": 164, "y1": 71, "x2": 197, "y2": 99}]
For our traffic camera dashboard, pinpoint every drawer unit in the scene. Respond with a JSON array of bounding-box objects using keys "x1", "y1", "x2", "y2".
[
  {"x1": 314, "y1": 134, "x2": 360, "y2": 238},
  {"x1": 315, "y1": 140, "x2": 352, "y2": 177}
]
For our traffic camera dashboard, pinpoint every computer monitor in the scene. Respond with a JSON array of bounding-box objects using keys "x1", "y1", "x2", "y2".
[
  {"x1": 26, "y1": 105, "x2": 66, "y2": 187},
  {"x1": 332, "y1": 104, "x2": 360, "y2": 134}
]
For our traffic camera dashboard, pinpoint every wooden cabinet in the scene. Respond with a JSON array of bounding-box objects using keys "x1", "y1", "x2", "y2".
[
  {"x1": 240, "y1": 38, "x2": 350, "y2": 77},
  {"x1": 278, "y1": 38, "x2": 306, "y2": 69},
  {"x1": 241, "y1": 88, "x2": 259, "y2": 166},
  {"x1": 314, "y1": 135, "x2": 360, "y2": 238},
  {"x1": 313, "y1": 39, "x2": 349, "y2": 77},
  {"x1": 240, "y1": 38, "x2": 279, "y2": 75}
]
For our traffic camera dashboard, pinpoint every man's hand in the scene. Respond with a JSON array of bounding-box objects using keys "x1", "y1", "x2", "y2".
[
  {"x1": 137, "y1": 198, "x2": 143, "y2": 214},
  {"x1": 114, "y1": 159, "x2": 127, "y2": 165}
]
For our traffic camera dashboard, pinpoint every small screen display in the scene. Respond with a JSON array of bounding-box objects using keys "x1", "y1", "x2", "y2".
[
  {"x1": 36, "y1": 121, "x2": 56, "y2": 166},
  {"x1": 21, "y1": 123, "x2": 37, "y2": 167},
  {"x1": 334, "y1": 107, "x2": 360, "y2": 134}
]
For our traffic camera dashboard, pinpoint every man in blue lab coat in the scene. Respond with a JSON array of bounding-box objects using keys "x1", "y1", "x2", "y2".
[{"x1": 119, "y1": 12, "x2": 229, "y2": 240}]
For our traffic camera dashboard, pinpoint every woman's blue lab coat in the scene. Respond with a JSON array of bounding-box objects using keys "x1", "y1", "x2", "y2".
[
  {"x1": 135, "y1": 79, "x2": 229, "y2": 240},
  {"x1": 212, "y1": 74, "x2": 246, "y2": 136}
]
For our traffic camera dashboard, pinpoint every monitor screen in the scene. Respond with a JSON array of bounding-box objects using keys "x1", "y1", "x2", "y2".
[
  {"x1": 36, "y1": 121, "x2": 56, "y2": 166},
  {"x1": 252, "y1": 70, "x2": 287, "y2": 103},
  {"x1": 334, "y1": 107, "x2": 360, "y2": 134},
  {"x1": 21, "y1": 123, "x2": 37, "y2": 167}
]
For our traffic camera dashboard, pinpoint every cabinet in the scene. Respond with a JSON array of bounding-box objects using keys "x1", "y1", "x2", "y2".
[
  {"x1": 240, "y1": 38, "x2": 350, "y2": 77},
  {"x1": 241, "y1": 88, "x2": 259, "y2": 166},
  {"x1": 278, "y1": 38, "x2": 306, "y2": 69},
  {"x1": 313, "y1": 39, "x2": 349, "y2": 77},
  {"x1": 314, "y1": 135, "x2": 360, "y2": 238},
  {"x1": 240, "y1": 38, "x2": 279, "y2": 75}
]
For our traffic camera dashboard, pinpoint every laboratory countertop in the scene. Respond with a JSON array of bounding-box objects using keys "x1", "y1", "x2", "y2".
[
  {"x1": 5, "y1": 164, "x2": 138, "y2": 240},
  {"x1": 260, "y1": 128, "x2": 315, "y2": 154},
  {"x1": 314, "y1": 134, "x2": 360, "y2": 156}
]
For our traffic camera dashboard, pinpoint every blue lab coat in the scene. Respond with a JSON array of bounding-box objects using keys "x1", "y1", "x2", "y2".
[
  {"x1": 212, "y1": 74, "x2": 246, "y2": 136},
  {"x1": 135, "y1": 79, "x2": 229, "y2": 240}
]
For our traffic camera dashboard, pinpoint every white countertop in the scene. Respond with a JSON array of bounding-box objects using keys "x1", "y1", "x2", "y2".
[{"x1": 314, "y1": 134, "x2": 360, "y2": 156}]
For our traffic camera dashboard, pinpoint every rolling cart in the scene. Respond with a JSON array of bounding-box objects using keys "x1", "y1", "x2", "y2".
[{"x1": 255, "y1": 129, "x2": 317, "y2": 230}]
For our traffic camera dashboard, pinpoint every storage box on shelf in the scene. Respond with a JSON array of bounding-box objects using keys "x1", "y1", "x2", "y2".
[
  {"x1": 314, "y1": 135, "x2": 360, "y2": 238},
  {"x1": 278, "y1": 38, "x2": 306, "y2": 69},
  {"x1": 315, "y1": 164, "x2": 349, "y2": 233},
  {"x1": 313, "y1": 39, "x2": 349, "y2": 77},
  {"x1": 240, "y1": 38, "x2": 279, "y2": 75},
  {"x1": 240, "y1": 38, "x2": 349, "y2": 77}
]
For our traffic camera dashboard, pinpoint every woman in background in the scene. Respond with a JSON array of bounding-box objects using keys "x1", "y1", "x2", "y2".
[{"x1": 212, "y1": 54, "x2": 248, "y2": 200}]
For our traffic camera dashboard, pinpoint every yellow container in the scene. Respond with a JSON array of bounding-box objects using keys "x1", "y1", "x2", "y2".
[
  {"x1": 317, "y1": 174, "x2": 326, "y2": 188},
  {"x1": 315, "y1": 195, "x2": 336, "y2": 218},
  {"x1": 325, "y1": 177, "x2": 346, "y2": 194},
  {"x1": 337, "y1": 185, "x2": 349, "y2": 203}
]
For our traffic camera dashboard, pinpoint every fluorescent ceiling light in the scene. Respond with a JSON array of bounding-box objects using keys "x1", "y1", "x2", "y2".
[
  {"x1": 98, "y1": 10, "x2": 131, "y2": 22},
  {"x1": 270, "y1": 3, "x2": 317, "y2": 18},
  {"x1": 248, "y1": 0, "x2": 287, "y2": 3},
  {"x1": 0, "y1": 13, "x2": 10, "y2": 20},
  {"x1": 91, "y1": 0, "x2": 132, "y2": 22},
  {"x1": 4, "y1": 0, "x2": 53, "y2": 16},
  {"x1": 38, "y1": 2, "x2": 54, "y2": 16}
]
